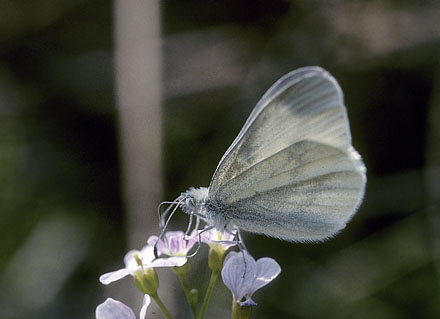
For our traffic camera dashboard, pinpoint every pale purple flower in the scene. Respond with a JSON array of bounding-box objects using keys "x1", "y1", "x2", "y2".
[
  {"x1": 99, "y1": 244, "x2": 186, "y2": 285},
  {"x1": 147, "y1": 230, "x2": 197, "y2": 257},
  {"x1": 96, "y1": 295, "x2": 150, "y2": 319},
  {"x1": 201, "y1": 228, "x2": 237, "y2": 253},
  {"x1": 221, "y1": 251, "x2": 281, "y2": 306}
]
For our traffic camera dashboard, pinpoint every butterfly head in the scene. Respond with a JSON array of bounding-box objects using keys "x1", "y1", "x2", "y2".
[{"x1": 179, "y1": 187, "x2": 209, "y2": 219}]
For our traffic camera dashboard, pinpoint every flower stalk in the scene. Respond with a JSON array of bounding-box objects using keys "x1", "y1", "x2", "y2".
[
  {"x1": 151, "y1": 292, "x2": 173, "y2": 319},
  {"x1": 172, "y1": 263, "x2": 198, "y2": 318},
  {"x1": 198, "y1": 229, "x2": 236, "y2": 319},
  {"x1": 198, "y1": 268, "x2": 219, "y2": 319},
  {"x1": 232, "y1": 302, "x2": 252, "y2": 319}
]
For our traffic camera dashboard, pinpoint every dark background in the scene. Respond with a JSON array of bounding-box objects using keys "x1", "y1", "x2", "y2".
[{"x1": 0, "y1": 0, "x2": 439, "y2": 318}]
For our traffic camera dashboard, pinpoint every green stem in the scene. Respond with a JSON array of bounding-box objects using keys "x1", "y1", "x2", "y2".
[
  {"x1": 232, "y1": 301, "x2": 252, "y2": 319},
  {"x1": 177, "y1": 273, "x2": 197, "y2": 318},
  {"x1": 198, "y1": 269, "x2": 219, "y2": 319},
  {"x1": 151, "y1": 293, "x2": 173, "y2": 319}
]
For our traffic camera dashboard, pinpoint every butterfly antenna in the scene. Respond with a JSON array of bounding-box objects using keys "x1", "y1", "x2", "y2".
[
  {"x1": 157, "y1": 201, "x2": 175, "y2": 220},
  {"x1": 158, "y1": 200, "x2": 179, "y2": 228},
  {"x1": 184, "y1": 213, "x2": 194, "y2": 236},
  {"x1": 154, "y1": 199, "x2": 183, "y2": 258}
]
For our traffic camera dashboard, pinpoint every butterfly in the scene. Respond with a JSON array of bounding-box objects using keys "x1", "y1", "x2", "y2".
[{"x1": 162, "y1": 66, "x2": 366, "y2": 243}]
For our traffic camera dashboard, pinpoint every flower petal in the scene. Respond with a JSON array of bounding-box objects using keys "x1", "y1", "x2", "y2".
[
  {"x1": 221, "y1": 251, "x2": 257, "y2": 302},
  {"x1": 201, "y1": 228, "x2": 237, "y2": 252},
  {"x1": 239, "y1": 297, "x2": 257, "y2": 307},
  {"x1": 167, "y1": 232, "x2": 183, "y2": 254},
  {"x1": 139, "y1": 245, "x2": 156, "y2": 264},
  {"x1": 96, "y1": 298, "x2": 136, "y2": 319},
  {"x1": 99, "y1": 269, "x2": 130, "y2": 285},
  {"x1": 146, "y1": 237, "x2": 171, "y2": 257},
  {"x1": 249, "y1": 257, "x2": 281, "y2": 295},
  {"x1": 123, "y1": 250, "x2": 142, "y2": 271},
  {"x1": 147, "y1": 235, "x2": 159, "y2": 248},
  {"x1": 201, "y1": 228, "x2": 232, "y2": 242},
  {"x1": 149, "y1": 256, "x2": 187, "y2": 267},
  {"x1": 185, "y1": 229, "x2": 199, "y2": 250},
  {"x1": 150, "y1": 231, "x2": 197, "y2": 256},
  {"x1": 139, "y1": 294, "x2": 151, "y2": 319}
]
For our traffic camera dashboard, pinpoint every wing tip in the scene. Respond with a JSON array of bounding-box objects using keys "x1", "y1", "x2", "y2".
[{"x1": 276, "y1": 65, "x2": 345, "y2": 106}]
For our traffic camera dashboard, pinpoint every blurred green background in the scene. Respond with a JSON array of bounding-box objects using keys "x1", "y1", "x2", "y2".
[{"x1": 0, "y1": 0, "x2": 439, "y2": 318}]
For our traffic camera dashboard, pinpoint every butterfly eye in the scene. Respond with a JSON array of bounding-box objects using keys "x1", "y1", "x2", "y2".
[{"x1": 186, "y1": 198, "x2": 195, "y2": 209}]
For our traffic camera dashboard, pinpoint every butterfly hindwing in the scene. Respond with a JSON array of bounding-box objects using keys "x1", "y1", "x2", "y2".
[
  {"x1": 207, "y1": 66, "x2": 366, "y2": 240},
  {"x1": 212, "y1": 140, "x2": 365, "y2": 241}
]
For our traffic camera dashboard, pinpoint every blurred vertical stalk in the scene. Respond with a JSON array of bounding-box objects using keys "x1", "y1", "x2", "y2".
[
  {"x1": 114, "y1": 0, "x2": 169, "y2": 312},
  {"x1": 114, "y1": 0, "x2": 162, "y2": 262}
]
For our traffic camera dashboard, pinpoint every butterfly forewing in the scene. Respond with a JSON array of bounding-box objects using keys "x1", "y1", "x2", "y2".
[
  {"x1": 209, "y1": 67, "x2": 357, "y2": 194},
  {"x1": 207, "y1": 66, "x2": 366, "y2": 241},
  {"x1": 212, "y1": 141, "x2": 365, "y2": 241}
]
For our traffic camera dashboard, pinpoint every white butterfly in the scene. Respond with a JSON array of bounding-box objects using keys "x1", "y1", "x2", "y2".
[{"x1": 163, "y1": 66, "x2": 366, "y2": 243}]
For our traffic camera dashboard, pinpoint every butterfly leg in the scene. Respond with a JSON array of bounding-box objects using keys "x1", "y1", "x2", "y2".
[
  {"x1": 237, "y1": 232, "x2": 248, "y2": 278},
  {"x1": 186, "y1": 225, "x2": 215, "y2": 258},
  {"x1": 223, "y1": 228, "x2": 249, "y2": 277},
  {"x1": 154, "y1": 199, "x2": 183, "y2": 258}
]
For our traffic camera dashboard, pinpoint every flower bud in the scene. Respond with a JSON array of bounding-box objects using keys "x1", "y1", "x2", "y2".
[
  {"x1": 208, "y1": 247, "x2": 225, "y2": 272},
  {"x1": 189, "y1": 288, "x2": 198, "y2": 307},
  {"x1": 171, "y1": 260, "x2": 192, "y2": 276},
  {"x1": 133, "y1": 267, "x2": 159, "y2": 295}
]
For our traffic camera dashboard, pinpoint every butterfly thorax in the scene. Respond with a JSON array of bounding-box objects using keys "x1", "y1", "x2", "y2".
[{"x1": 179, "y1": 187, "x2": 228, "y2": 230}]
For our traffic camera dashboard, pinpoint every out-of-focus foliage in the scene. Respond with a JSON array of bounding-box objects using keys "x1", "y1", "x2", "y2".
[
  {"x1": 0, "y1": 1, "x2": 123, "y2": 317},
  {"x1": 0, "y1": 0, "x2": 439, "y2": 318}
]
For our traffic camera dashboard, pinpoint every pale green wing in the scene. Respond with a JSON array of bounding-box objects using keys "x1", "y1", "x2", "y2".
[
  {"x1": 212, "y1": 140, "x2": 365, "y2": 241},
  {"x1": 208, "y1": 66, "x2": 366, "y2": 241},
  {"x1": 209, "y1": 66, "x2": 365, "y2": 194}
]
